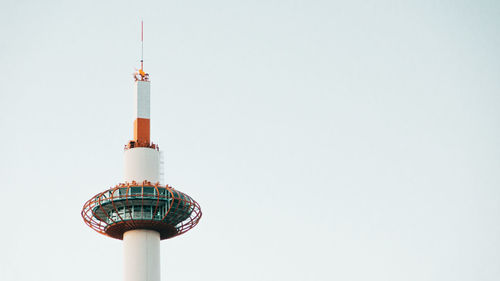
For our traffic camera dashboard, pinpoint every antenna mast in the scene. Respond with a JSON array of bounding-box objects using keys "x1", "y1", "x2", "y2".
[
  {"x1": 141, "y1": 20, "x2": 144, "y2": 70},
  {"x1": 135, "y1": 21, "x2": 149, "y2": 81}
]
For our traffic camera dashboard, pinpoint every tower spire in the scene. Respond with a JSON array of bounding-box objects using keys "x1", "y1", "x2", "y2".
[
  {"x1": 135, "y1": 20, "x2": 148, "y2": 81},
  {"x1": 141, "y1": 20, "x2": 144, "y2": 71}
]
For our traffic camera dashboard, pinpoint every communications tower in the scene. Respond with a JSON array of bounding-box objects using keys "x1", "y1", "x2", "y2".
[{"x1": 82, "y1": 24, "x2": 202, "y2": 281}]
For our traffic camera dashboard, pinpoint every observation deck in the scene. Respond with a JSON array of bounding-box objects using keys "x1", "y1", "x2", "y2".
[{"x1": 82, "y1": 182, "x2": 201, "y2": 240}]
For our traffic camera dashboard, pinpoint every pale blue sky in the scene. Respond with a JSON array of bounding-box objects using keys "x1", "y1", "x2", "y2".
[{"x1": 1, "y1": 1, "x2": 500, "y2": 281}]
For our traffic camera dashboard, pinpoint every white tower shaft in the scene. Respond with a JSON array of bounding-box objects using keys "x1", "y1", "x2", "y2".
[
  {"x1": 124, "y1": 230, "x2": 160, "y2": 281},
  {"x1": 123, "y1": 79, "x2": 161, "y2": 281},
  {"x1": 124, "y1": 147, "x2": 160, "y2": 184}
]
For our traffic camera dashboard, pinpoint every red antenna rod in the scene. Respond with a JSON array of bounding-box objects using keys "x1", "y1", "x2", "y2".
[{"x1": 141, "y1": 21, "x2": 144, "y2": 70}]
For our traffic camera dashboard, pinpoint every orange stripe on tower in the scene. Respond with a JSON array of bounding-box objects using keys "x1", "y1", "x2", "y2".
[{"x1": 134, "y1": 118, "x2": 150, "y2": 144}]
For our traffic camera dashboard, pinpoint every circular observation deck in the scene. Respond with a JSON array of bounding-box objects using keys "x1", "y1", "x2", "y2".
[{"x1": 82, "y1": 182, "x2": 201, "y2": 240}]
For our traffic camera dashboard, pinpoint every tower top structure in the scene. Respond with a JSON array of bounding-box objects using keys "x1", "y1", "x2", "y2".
[{"x1": 82, "y1": 22, "x2": 201, "y2": 242}]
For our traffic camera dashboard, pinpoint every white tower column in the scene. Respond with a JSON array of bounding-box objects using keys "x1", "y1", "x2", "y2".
[
  {"x1": 124, "y1": 147, "x2": 160, "y2": 184},
  {"x1": 123, "y1": 229, "x2": 160, "y2": 281},
  {"x1": 123, "y1": 145, "x2": 161, "y2": 281},
  {"x1": 123, "y1": 49, "x2": 162, "y2": 281}
]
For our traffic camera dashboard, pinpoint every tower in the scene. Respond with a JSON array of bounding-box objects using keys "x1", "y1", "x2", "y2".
[{"x1": 81, "y1": 25, "x2": 202, "y2": 281}]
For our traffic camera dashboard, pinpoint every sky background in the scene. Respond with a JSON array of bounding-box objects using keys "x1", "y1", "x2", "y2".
[{"x1": 1, "y1": 1, "x2": 500, "y2": 281}]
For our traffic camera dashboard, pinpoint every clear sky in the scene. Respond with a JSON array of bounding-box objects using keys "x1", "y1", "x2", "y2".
[{"x1": 1, "y1": 1, "x2": 499, "y2": 281}]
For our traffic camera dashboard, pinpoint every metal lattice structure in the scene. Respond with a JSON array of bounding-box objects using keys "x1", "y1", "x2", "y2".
[{"x1": 82, "y1": 181, "x2": 202, "y2": 240}]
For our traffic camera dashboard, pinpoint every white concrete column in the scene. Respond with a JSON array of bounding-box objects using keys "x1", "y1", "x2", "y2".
[
  {"x1": 124, "y1": 147, "x2": 160, "y2": 184},
  {"x1": 123, "y1": 229, "x2": 161, "y2": 281}
]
